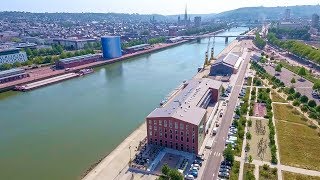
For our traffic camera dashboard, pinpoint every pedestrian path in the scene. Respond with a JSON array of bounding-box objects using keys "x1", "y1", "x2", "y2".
[{"x1": 236, "y1": 157, "x2": 320, "y2": 178}]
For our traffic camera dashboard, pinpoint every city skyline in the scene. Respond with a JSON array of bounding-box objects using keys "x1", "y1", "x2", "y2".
[{"x1": 1, "y1": 0, "x2": 319, "y2": 15}]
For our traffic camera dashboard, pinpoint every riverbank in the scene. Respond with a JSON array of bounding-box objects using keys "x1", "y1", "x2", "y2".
[
  {"x1": 0, "y1": 40, "x2": 191, "y2": 92},
  {"x1": 82, "y1": 38, "x2": 241, "y2": 180}
]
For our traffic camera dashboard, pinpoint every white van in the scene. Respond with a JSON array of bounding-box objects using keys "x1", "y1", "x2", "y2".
[{"x1": 185, "y1": 174, "x2": 195, "y2": 180}]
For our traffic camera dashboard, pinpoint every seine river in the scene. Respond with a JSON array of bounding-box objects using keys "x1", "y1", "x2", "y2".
[{"x1": 0, "y1": 27, "x2": 248, "y2": 180}]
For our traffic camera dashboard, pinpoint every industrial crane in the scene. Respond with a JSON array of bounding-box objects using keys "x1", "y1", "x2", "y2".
[
  {"x1": 210, "y1": 36, "x2": 216, "y2": 61},
  {"x1": 203, "y1": 37, "x2": 211, "y2": 69}
]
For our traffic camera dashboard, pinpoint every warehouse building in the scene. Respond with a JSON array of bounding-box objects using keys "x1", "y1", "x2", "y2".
[
  {"x1": 0, "y1": 68, "x2": 29, "y2": 84},
  {"x1": 125, "y1": 44, "x2": 150, "y2": 53},
  {"x1": 146, "y1": 78, "x2": 222, "y2": 154},
  {"x1": 55, "y1": 54, "x2": 101, "y2": 69},
  {"x1": 209, "y1": 52, "x2": 243, "y2": 76},
  {"x1": 0, "y1": 48, "x2": 28, "y2": 65}
]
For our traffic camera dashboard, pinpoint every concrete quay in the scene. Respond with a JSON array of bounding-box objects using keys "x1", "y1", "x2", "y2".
[{"x1": 82, "y1": 39, "x2": 242, "y2": 180}]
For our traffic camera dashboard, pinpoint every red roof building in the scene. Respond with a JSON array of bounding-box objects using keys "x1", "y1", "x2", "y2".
[{"x1": 146, "y1": 78, "x2": 222, "y2": 154}]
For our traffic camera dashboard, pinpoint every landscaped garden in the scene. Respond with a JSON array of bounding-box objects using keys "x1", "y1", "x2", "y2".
[
  {"x1": 243, "y1": 163, "x2": 255, "y2": 180},
  {"x1": 282, "y1": 171, "x2": 320, "y2": 180},
  {"x1": 259, "y1": 164, "x2": 277, "y2": 180},
  {"x1": 229, "y1": 161, "x2": 240, "y2": 180},
  {"x1": 247, "y1": 118, "x2": 271, "y2": 162}
]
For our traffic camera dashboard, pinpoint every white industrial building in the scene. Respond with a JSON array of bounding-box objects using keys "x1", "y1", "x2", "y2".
[{"x1": 0, "y1": 48, "x2": 28, "y2": 65}]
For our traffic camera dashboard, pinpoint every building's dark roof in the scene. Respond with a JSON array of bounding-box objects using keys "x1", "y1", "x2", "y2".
[
  {"x1": 59, "y1": 54, "x2": 99, "y2": 64},
  {"x1": 126, "y1": 44, "x2": 150, "y2": 50},
  {"x1": 147, "y1": 78, "x2": 222, "y2": 125},
  {"x1": 0, "y1": 68, "x2": 25, "y2": 78},
  {"x1": 0, "y1": 48, "x2": 20, "y2": 55}
]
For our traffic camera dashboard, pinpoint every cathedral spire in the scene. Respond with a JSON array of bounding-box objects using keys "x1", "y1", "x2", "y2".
[{"x1": 184, "y1": 4, "x2": 188, "y2": 21}]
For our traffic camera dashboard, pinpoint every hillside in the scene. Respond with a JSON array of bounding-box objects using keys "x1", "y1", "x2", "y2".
[{"x1": 214, "y1": 5, "x2": 320, "y2": 20}]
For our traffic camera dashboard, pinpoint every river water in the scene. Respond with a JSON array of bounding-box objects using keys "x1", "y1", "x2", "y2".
[{"x1": 0, "y1": 27, "x2": 248, "y2": 180}]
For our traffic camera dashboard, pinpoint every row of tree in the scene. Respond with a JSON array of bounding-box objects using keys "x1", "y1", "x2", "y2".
[
  {"x1": 269, "y1": 27, "x2": 311, "y2": 40},
  {"x1": 253, "y1": 33, "x2": 266, "y2": 50},
  {"x1": 0, "y1": 49, "x2": 95, "y2": 71},
  {"x1": 25, "y1": 45, "x2": 64, "y2": 60},
  {"x1": 267, "y1": 33, "x2": 320, "y2": 64}
]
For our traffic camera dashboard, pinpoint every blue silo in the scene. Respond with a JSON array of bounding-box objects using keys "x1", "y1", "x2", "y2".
[{"x1": 101, "y1": 36, "x2": 122, "y2": 59}]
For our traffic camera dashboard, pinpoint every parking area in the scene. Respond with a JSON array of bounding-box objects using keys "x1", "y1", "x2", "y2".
[{"x1": 264, "y1": 64, "x2": 318, "y2": 104}]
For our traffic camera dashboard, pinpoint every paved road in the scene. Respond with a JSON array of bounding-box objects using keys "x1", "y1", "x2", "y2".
[{"x1": 201, "y1": 40, "x2": 252, "y2": 180}]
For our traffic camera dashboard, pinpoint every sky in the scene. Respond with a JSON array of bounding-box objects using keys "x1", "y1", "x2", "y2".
[{"x1": 0, "y1": 0, "x2": 319, "y2": 15}]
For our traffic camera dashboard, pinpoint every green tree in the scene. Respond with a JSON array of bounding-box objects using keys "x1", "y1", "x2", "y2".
[
  {"x1": 275, "y1": 64, "x2": 282, "y2": 72},
  {"x1": 223, "y1": 144, "x2": 234, "y2": 164},
  {"x1": 313, "y1": 81, "x2": 320, "y2": 91},
  {"x1": 301, "y1": 105, "x2": 309, "y2": 113},
  {"x1": 161, "y1": 164, "x2": 170, "y2": 175},
  {"x1": 13, "y1": 61, "x2": 22, "y2": 67},
  {"x1": 0, "y1": 63, "x2": 13, "y2": 70},
  {"x1": 300, "y1": 95, "x2": 309, "y2": 103},
  {"x1": 291, "y1": 78, "x2": 296, "y2": 84},
  {"x1": 298, "y1": 67, "x2": 307, "y2": 77},
  {"x1": 168, "y1": 169, "x2": 183, "y2": 180},
  {"x1": 308, "y1": 100, "x2": 317, "y2": 108},
  {"x1": 294, "y1": 92, "x2": 301, "y2": 99},
  {"x1": 245, "y1": 171, "x2": 255, "y2": 180},
  {"x1": 246, "y1": 132, "x2": 252, "y2": 140},
  {"x1": 248, "y1": 155, "x2": 253, "y2": 163},
  {"x1": 288, "y1": 87, "x2": 295, "y2": 94}
]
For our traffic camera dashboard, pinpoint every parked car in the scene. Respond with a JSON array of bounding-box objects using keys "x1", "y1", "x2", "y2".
[
  {"x1": 190, "y1": 170, "x2": 198, "y2": 178},
  {"x1": 234, "y1": 114, "x2": 240, "y2": 119},
  {"x1": 185, "y1": 174, "x2": 195, "y2": 180},
  {"x1": 219, "y1": 167, "x2": 230, "y2": 173},
  {"x1": 193, "y1": 160, "x2": 202, "y2": 166},
  {"x1": 218, "y1": 172, "x2": 230, "y2": 178}
]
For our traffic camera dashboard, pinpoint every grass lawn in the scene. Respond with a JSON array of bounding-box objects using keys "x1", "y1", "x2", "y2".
[
  {"x1": 247, "y1": 118, "x2": 271, "y2": 162},
  {"x1": 271, "y1": 91, "x2": 286, "y2": 103},
  {"x1": 243, "y1": 163, "x2": 255, "y2": 180},
  {"x1": 273, "y1": 104, "x2": 308, "y2": 125},
  {"x1": 229, "y1": 161, "x2": 240, "y2": 180},
  {"x1": 282, "y1": 171, "x2": 320, "y2": 180},
  {"x1": 276, "y1": 120, "x2": 320, "y2": 171}
]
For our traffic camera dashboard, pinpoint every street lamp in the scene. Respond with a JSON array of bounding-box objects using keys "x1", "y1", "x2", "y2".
[{"x1": 129, "y1": 145, "x2": 131, "y2": 161}]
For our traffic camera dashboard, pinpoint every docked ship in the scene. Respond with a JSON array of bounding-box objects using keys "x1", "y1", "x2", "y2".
[{"x1": 78, "y1": 68, "x2": 94, "y2": 76}]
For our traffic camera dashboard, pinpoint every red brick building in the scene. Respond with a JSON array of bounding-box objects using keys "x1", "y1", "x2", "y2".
[{"x1": 146, "y1": 78, "x2": 222, "y2": 154}]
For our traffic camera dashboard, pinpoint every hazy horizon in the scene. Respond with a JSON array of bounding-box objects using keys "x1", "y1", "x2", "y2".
[{"x1": 0, "y1": 0, "x2": 319, "y2": 15}]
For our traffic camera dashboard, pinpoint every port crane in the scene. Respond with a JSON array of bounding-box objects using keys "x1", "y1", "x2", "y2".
[
  {"x1": 203, "y1": 37, "x2": 211, "y2": 69},
  {"x1": 203, "y1": 37, "x2": 216, "y2": 70}
]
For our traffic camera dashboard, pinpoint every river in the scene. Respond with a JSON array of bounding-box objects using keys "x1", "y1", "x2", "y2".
[{"x1": 0, "y1": 27, "x2": 248, "y2": 180}]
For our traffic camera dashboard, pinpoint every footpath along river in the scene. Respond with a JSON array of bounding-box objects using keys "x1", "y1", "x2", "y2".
[{"x1": 0, "y1": 27, "x2": 248, "y2": 180}]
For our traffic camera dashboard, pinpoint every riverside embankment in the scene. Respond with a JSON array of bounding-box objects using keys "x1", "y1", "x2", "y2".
[
  {"x1": 0, "y1": 27, "x2": 248, "y2": 180},
  {"x1": 82, "y1": 39, "x2": 241, "y2": 180}
]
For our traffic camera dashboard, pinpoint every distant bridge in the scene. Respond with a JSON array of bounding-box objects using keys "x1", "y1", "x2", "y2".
[{"x1": 181, "y1": 34, "x2": 255, "y2": 39}]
